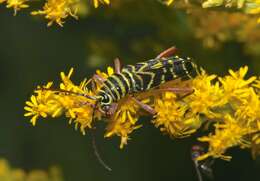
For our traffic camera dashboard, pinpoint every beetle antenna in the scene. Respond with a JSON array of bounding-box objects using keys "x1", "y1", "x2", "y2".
[
  {"x1": 40, "y1": 88, "x2": 97, "y2": 100},
  {"x1": 91, "y1": 130, "x2": 112, "y2": 171},
  {"x1": 41, "y1": 87, "x2": 111, "y2": 171},
  {"x1": 91, "y1": 102, "x2": 112, "y2": 171}
]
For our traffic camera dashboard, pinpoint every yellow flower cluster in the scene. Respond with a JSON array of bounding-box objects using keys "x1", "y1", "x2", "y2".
[
  {"x1": 24, "y1": 68, "x2": 98, "y2": 135},
  {"x1": 1, "y1": 0, "x2": 259, "y2": 26},
  {"x1": 153, "y1": 91, "x2": 201, "y2": 138},
  {"x1": 105, "y1": 98, "x2": 142, "y2": 148},
  {"x1": 187, "y1": 7, "x2": 260, "y2": 55},
  {"x1": 24, "y1": 65, "x2": 260, "y2": 162},
  {"x1": 202, "y1": 0, "x2": 260, "y2": 22},
  {"x1": 0, "y1": 159, "x2": 63, "y2": 181},
  {"x1": 31, "y1": 0, "x2": 79, "y2": 27},
  {"x1": 0, "y1": 0, "x2": 109, "y2": 26},
  {"x1": 0, "y1": 0, "x2": 29, "y2": 15}
]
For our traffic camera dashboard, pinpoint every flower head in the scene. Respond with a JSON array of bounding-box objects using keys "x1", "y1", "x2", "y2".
[
  {"x1": 6, "y1": 0, "x2": 29, "y2": 15},
  {"x1": 197, "y1": 114, "x2": 253, "y2": 160},
  {"x1": 105, "y1": 97, "x2": 141, "y2": 148},
  {"x1": 201, "y1": 0, "x2": 260, "y2": 23},
  {"x1": 219, "y1": 66, "x2": 256, "y2": 106},
  {"x1": 31, "y1": 0, "x2": 79, "y2": 27},
  {"x1": 153, "y1": 92, "x2": 201, "y2": 137},
  {"x1": 188, "y1": 69, "x2": 226, "y2": 118},
  {"x1": 24, "y1": 65, "x2": 260, "y2": 160},
  {"x1": 24, "y1": 82, "x2": 56, "y2": 126},
  {"x1": 24, "y1": 68, "x2": 97, "y2": 135}
]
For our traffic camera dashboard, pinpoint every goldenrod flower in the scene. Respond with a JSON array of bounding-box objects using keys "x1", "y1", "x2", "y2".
[
  {"x1": 24, "y1": 82, "x2": 56, "y2": 126},
  {"x1": 197, "y1": 114, "x2": 253, "y2": 161},
  {"x1": 24, "y1": 68, "x2": 97, "y2": 134},
  {"x1": 24, "y1": 65, "x2": 260, "y2": 160},
  {"x1": 31, "y1": 0, "x2": 79, "y2": 27},
  {"x1": 202, "y1": 0, "x2": 260, "y2": 22},
  {"x1": 6, "y1": 0, "x2": 29, "y2": 15},
  {"x1": 188, "y1": 69, "x2": 226, "y2": 118},
  {"x1": 234, "y1": 88, "x2": 260, "y2": 122},
  {"x1": 219, "y1": 66, "x2": 256, "y2": 105},
  {"x1": 105, "y1": 97, "x2": 142, "y2": 148},
  {"x1": 153, "y1": 92, "x2": 201, "y2": 137}
]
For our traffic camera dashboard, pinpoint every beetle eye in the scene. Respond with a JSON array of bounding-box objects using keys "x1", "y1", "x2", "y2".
[{"x1": 101, "y1": 94, "x2": 110, "y2": 103}]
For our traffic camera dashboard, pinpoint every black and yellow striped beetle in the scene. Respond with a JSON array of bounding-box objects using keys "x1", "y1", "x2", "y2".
[
  {"x1": 88, "y1": 47, "x2": 198, "y2": 116},
  {"x1": 44, "y1": 47, "x2": 199, "y2": 171}
]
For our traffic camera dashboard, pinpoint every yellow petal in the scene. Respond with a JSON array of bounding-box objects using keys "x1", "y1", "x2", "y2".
[
  {"x1": 68, "y1": 68, "x2": 74, "y2": 78},
  {"x1": 68, "y1": 109, "x2": 76, "y2": 118},
  {"x1": 93, "y1": 0, "x2": 98, "y2": 8},
  {"x1": 31, "y1": 95, "x2": 38, "y2": 106},
  {"x1": 127, "y1": 111, "x2": 135, "y2": 124},
  {"x1": 60, "y1": 72, "x2": 65, "y2": 80},
  {"x1": 120, "y1": 136, "x2": 128, "y2": 149},
  {"x1": 25, "y1": 101, "x2": 34, "y2": 107},
  {"x1": 24, "y1": 106, "x2": 33, "y2": 112},
  {"x1": 45, "y1": 82, "x2": 53, "y2": 88},
  {"x1": 40, "y1": 112, "x2": 48, "y2": 118},
  {"x1": 52, "y1": 108, "x2": 63, "y2": 117},
  {"x1": 196, "y1": 153, "x2": 210, "y2": 161},
  {"x1": 24, "y1": 112, "x2": 34, "y2": 117},
  {"x1": 121, "y1": 111, "x2": 126, "y2": 123},
  {"x1": 30, "y1": 115, "x2": 38, "y2": 126},
  {"x1": 107, "y1": 66, "x2": 114, "y2": 76}
]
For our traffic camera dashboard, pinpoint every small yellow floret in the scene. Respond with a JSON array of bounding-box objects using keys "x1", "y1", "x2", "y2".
[
  {"x1": 153, "y1": 92, "x2": 201, "y2": 137},
  {"x1": 6, "y1": 0, "x2": 29, "y2": 15},
  {"x1": 31, "y1": 0, "x2": 79, "y2": 27},
  {"x1": 197, "y1": 114, "x2": 254, "y2": 160},
  {"x1": 105, "y1": 97, "x2": 141, "y2": 148}
]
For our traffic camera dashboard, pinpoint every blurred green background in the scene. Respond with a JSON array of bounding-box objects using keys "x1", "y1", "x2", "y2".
[{"x1": 0, "y1": 0, "x2": 260, "y2": 181}]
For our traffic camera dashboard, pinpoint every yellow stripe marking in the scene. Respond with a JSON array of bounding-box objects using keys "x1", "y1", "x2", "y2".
[
  {"x1": 106, "y1": 79, "x2": 121, "y2": 100},
  {"x1": 102, "y1": 83, "x2": 116, "y2": 101},
  {"x1": 181, "y1": 61, "x2": 192, "y2": 79},
  {"x1": 120, "y1": 73, "x2": 131, "y2": 93},
  {"x1": 123, "y1": 69, "x2": 136, "y2": 91},
  {"x1": 112, "y1": 75, "x2": 126, "y2": 97}
]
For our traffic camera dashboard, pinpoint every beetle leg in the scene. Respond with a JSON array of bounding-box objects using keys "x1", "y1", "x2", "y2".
[
  {"x1": 92, "y1": 74, "x2": 106, "y2": 83},
  {"x1": 129, "y1": 96, "x2": 156, "y2": 115},
  {"x1": 91, "y1": 74, "x2": 106, "y2": 90},
  {"x1": 153, "y1": 87, "x2": 193, "y2": 94},
  {"x1": 114, "y1": 57, "x2": 121, "y2": 74},
  {"x1": 177, "y1": 90, "x2": 195, "y2": 100},
  {"x1": 156, "y1": 46, "x2": 178, "y2": 59},
  {"x1": 107, "y1": 103, "x2": 118, "y2": 116},
  {"x1": 152, "y1": 87, "x2": 194, "y2": 101},
  {"x1": 78, "y1": 101, "x2": 96, "y2": 108}
]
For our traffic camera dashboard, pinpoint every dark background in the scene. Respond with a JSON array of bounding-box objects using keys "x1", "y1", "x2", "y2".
[{"x1": 0, "y1": 1, "x2": 259, "y2": 181}]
